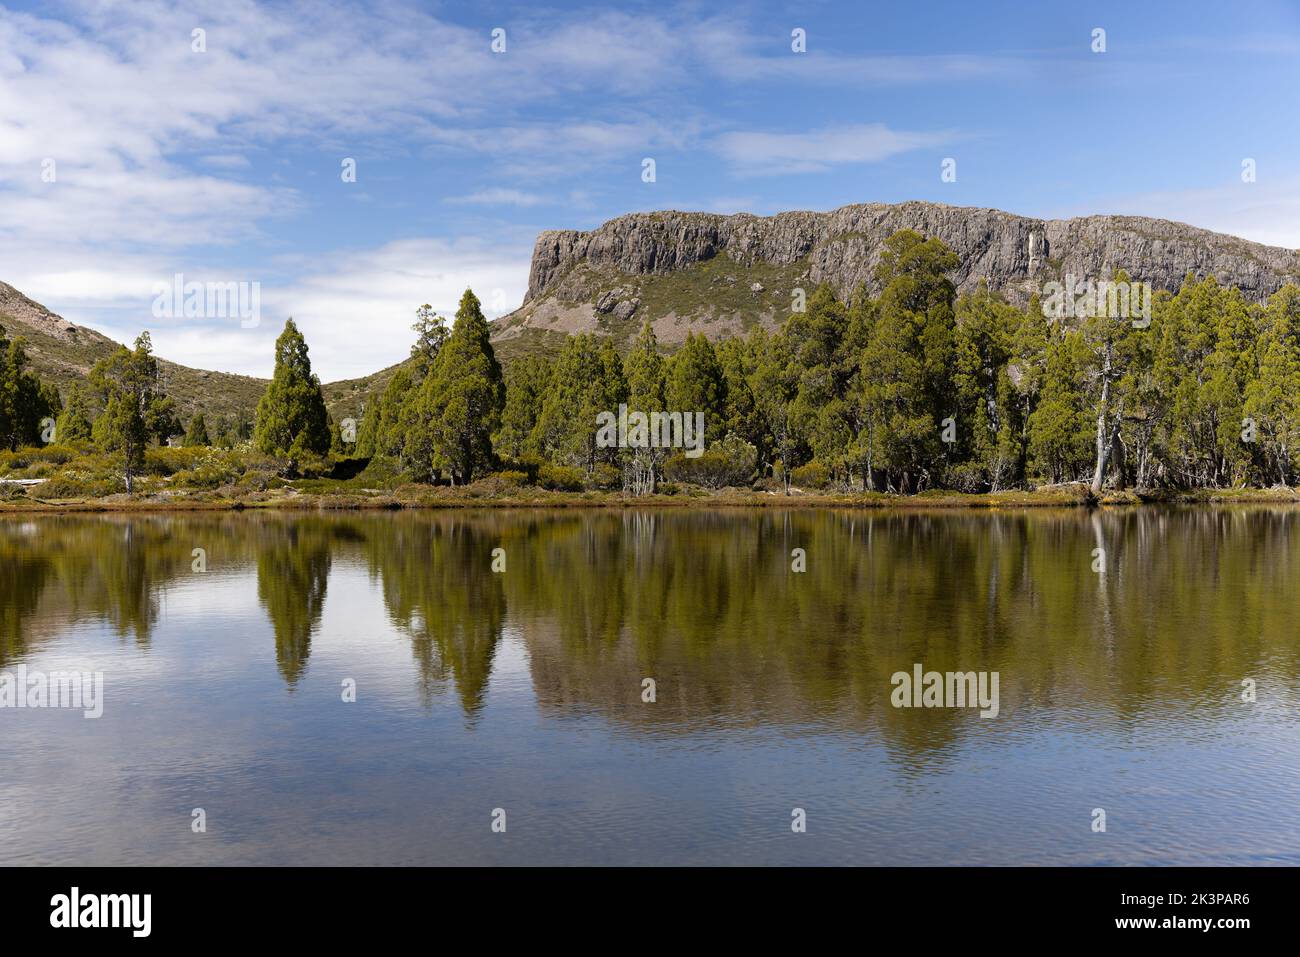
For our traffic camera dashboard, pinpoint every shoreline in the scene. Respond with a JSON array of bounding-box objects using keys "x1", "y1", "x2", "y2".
[{"x1": 4, "y1": 484, "x2": 1300, "y2": 513}]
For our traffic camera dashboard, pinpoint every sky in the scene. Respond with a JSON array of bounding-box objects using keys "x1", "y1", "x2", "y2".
[{"x1": 2, "y1": 0, "x2": 1300, "y2": 380}]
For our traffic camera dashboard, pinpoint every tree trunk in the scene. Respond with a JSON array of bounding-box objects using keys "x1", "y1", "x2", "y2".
[{"x1": 1091, "y1": 343, "x2": 1113, "y2": 495}]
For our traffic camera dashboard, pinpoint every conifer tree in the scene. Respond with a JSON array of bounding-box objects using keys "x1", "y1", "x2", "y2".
[
  {"x1": 88, "y1": 332, "x2": 169, "y2": 492},
  {"x1": 404, "y1": 290, "x2": 504, "y2": 484},
  {"x1": 253, "y1": 318, "x2": 331, "y2": 457}
]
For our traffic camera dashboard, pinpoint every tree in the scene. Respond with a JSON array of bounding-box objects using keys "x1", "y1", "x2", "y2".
[
  {"x1": 495, "y1": 356, "x2": 552, "y2": 461},
  {"x1": 666, "y1": 332, "x2": 727, "y2": 445},
  {"x1": 88, "y1": 332, "x2": 170, "y2": 492},
  {"x1": 183, "y1": 413, "x2": 211, "y2": 447},
  {"x1": 857, "y1": 232, "x2": 958, "y2": 493},
  {"x1": 1244, "y1": 284, "x2": 1300, "y2": 485},
  {"x1": 622, "y1": 321, "x2": 667, "y2": 493},
  {"x1": 951, "y1": 282, "x2": 1022, "y2": 490},
  {"x1": 534, "y1": 333, "x2": 625, "y2": 472},
  {"x1": 55, "y1": 387, "x2": 93, "y2": 444},
  {"x1": 404, "y1": 289, "x2": 505, "y2": 484},
  {"x1": 254, "y1": 318, "x2": 331, "y2": 457},
  {"x1": 0, "y1": 325, "x2": 59, "y2": 450},
  {"x1": 1027, "y1": 329, "x2": 1092, "y2": 485},
  {"x1": 410, "y1": 304, "x2": 449, "y2": 377}
]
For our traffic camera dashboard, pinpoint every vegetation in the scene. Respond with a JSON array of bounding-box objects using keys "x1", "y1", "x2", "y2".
[
  {"x1": 253, "y1": 318, "x2": 332, "y2": 460},
  {"x1": 8, "y1": 229, "x2": 1300, "y2": 504}
]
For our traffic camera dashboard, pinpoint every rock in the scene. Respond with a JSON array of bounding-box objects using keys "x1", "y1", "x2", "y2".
[
  {"x1": 523, "y1": 201, "x2": 1300, "y2": 309},
  {"x1": 750, "y1": 282, "x2": 764, "y2": 292},
  {"x1": 612, "y1": 298, "x2": 640, "y2": 321}
]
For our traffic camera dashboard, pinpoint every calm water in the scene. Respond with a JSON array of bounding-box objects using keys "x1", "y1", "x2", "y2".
[{"x1": 1, "y1": 507, "x2": 1298, "y2": 866}]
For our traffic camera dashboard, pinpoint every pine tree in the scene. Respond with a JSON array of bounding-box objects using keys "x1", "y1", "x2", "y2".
[
  {"x1": 496, "y1": 355, "x2": 552, "y2": 461},
  {"x1": 253, "y1": 318, "x2": 331, "y2": 457},
  {"x1": 622, "y1": 321, "x2": 667, "y2": 492},
  {"x1": 666, "y1": 332, "x2": 726, "y2": 445},
  {"x1": 404, "y1": 290, "x2": 504, "y2": 484},
  {"x1": 0, "y1": 325, "x2": 60, "y2": 450},
  {"x1": 55, "y1": 386, "x2": 93, "y2": 444},
  {"x1": 88, "y1": 332, "x2": 170, "y2": 492},
  {"x1": 183, "y1": 413, "x2": 211, "y2": 447}
]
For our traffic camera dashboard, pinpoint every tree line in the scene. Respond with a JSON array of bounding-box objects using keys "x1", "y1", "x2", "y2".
[
  {"x1": 360, "y1": 229, "x2": 1300, "y2": 494},
  {"x1": 7, "y1": 227, "x2": 1300, "y2": 494}
]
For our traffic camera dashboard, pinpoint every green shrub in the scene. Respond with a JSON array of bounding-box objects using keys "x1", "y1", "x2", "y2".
[
  {"x1": 38, "y1": 473, "x2": 123, "y2": 498},
  {"x1": 493, "y1": 469, "x2": 530, "y2": 487},
  {"x1": 496, "y1": 457, "x2": 541, "y2": 483},
  {"x1": 790, "y1": 460, "x2": 830, "y2": 489},
  {"x1": 663, "y1": 432, "x2": 757, "y2": 489},
  {"x1": 171, "y1": 464, "x2": 235, "y2": 490},
  {"x1": 537, "y1": 463, "x2": 585, "y2": 491},
  {"x1": 586, "y1": 462, "x2": 621, "y2": 490},
  {"x1": 0, "y1": 443, "x2": 85, "y2": 474}
]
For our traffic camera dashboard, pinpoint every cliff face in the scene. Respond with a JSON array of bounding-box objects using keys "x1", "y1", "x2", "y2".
[{"x1": 494, "y1": 202, "x2": 1300, "y2": 354}]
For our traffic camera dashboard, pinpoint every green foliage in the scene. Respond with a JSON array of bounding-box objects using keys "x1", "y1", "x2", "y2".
[
  {"x1": 182, "y1": 413, "x2": 210, "y2": 447},
  {"x1": 533, "y1": 332, "x2": 626, "y2": 471},
  {"x1": 666, "y1": 331, "x2": 727, "y2": 444},
  {"x1": 790, "y1": 460, "x2": 830, "y2": 489},
  {"x1": 56, "y1": 387, "x2": 93, "y2": 444},
  {"x1": 537, "y1": 463, "x2": 585, "y2": 491},
  {"x1": 496, "y1": 355, "x2": 551, "y2": 460},
  {"x1": 402, "y1": 290, "x2": 505, "y2": 484},
  {"x1": 0, "y1": 325, "x2": 60, "y2": 451},
  {"x1": 254, "y1": 318, "x2": 331, "y2": 457},
  {"x1": 663, "y1": 431, "x2": 758, "y2": 489},
  {"x1": 88, "y1": 332, "x2": 171, "y2": 492}
]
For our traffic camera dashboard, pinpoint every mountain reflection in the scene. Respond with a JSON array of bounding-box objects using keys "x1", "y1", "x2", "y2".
[{"x1": 2, "y1": 508, "x2": 1299, "y2": 755}]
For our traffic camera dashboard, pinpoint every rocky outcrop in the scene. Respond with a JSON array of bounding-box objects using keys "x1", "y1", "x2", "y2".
[{"x1": 523, "y1": 201, "x2": 1300, "y2": 308}]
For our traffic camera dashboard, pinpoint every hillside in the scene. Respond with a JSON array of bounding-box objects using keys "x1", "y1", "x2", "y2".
[
  {"x1": 0, "y1": 280, "x2": 374, "y2": 425},
  {"x1": 0, "y1": 281, "x2": 268, "y2": 424},
  {"x1": 490, "y1": 200, "x2": 1300, "y2": 352}
]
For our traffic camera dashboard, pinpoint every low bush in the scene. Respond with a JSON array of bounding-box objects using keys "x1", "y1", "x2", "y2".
[
  {"x1": 789, "y1": 460, "x2": 829, "y2": 490},
  {"x1": 537, "y1": 463, "x2": 585, "y2": 491},
  {"x1": 586, "y1": 462, "x2": 621, "y2": 491},
  {"x1": 664, "y1": 432, "x2": 757, "y2": 489}
]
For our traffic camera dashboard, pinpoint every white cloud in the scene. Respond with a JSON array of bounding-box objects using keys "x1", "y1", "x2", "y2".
[
  {"x1": 447, "y1": 189, "x2": 550, "y2": 208},
  {"x1": 715, "y1": 123, "x2": 955, "y2": 176},
  {"x1": 243, "y1": 238, "x2": 531, "y2": 380}
]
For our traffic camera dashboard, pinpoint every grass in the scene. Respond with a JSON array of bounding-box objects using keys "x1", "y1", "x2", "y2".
[{"x1": 5, "y1": 446, "x2": 1300, "y2": 513}]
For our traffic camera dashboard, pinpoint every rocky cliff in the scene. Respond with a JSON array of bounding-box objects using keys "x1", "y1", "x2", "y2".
[{"x1": 491, "y1": 201, "x2": 1300, "y2": 354}]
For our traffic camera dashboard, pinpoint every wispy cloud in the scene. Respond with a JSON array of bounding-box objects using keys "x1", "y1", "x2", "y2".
[
  {"x1": 447, "y1": 188, "x2": 550, "y2": 208},
  {"x1": 715, "y1": 123, "x2": 956, "y2": 176}
]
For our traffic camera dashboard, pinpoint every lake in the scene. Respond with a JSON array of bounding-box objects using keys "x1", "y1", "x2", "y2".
[{"x1": 1, "y1": 507, "x2": 1297, "y2": 866}]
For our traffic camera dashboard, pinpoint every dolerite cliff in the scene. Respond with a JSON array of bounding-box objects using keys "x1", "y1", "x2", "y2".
[{"x1": 489, "y1": 201, "x2": 1300, "y2": 355}]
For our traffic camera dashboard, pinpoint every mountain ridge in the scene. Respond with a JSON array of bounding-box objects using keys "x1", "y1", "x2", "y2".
[{"x1": 492, "y1": 200, "x2": 1300, "y2": 353}]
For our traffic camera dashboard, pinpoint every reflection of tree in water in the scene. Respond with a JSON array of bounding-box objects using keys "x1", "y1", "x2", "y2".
[
  {"x1": 100, "y1": 521, "x2": 162, "y2": 646},
  {"x1": 360, "y1": 514, "x2": 506, "y2": 715},
  {"x1": 256, "y1": 521, "x2": 333, "y2": 686},
  {"x1": 6, "y1": 508, "x2": 1300, "y2": 766},
  {"x1": 0, "y1": 544, "x2": 52, "y2": 666}
]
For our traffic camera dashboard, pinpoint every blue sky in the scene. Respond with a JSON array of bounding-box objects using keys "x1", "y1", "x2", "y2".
[{"x1": 2, "y1": 0, "x2": 1299, "y2": 379}]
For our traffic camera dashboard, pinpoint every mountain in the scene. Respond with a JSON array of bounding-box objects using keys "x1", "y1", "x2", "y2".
[{"x1": 490, "y1": 201, "x2": 1300, "y2": 354}]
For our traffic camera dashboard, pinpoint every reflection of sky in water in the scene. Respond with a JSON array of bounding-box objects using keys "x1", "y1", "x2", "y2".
[{"x1": 1, "y1": 512, "x2": 1298, "y2": 866}]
